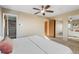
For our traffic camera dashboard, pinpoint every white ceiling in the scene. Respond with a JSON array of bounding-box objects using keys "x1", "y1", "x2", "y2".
[{"x1": 1, "y1": 5, "x2": 79, "y2": 17}]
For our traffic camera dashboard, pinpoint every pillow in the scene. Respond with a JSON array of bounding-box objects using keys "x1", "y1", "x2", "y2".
[{"x1": 0, "y1": 37, "x2": 13, "y2": 54}]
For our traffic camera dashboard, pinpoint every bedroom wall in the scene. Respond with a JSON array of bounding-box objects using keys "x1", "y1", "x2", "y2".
[
  {"x1": 2, "y1": 8, "x2": 45, "y2": 38},
  {"x1": 54, "y1": 9, "x2": 79, "y2": 40}
]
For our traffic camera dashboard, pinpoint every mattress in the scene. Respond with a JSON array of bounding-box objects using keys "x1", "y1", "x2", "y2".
[{"x1": 12, "y1": 35, "x2": 72, "y2": 54}]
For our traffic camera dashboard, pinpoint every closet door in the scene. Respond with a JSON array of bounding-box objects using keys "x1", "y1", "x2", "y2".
[
  {"x1": 44, "y1": 20, "x2": 56, "y2": 37},
  {"x1": 49, "y1": 20, "x2": 56, "y2": 37},
  {"x1": 45, "y1": 21, "x2": 48, "y2": 36}
]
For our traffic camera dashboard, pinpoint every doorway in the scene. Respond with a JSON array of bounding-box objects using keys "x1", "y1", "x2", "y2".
[{"x1": 3, "y1": 14, "x2": 17, "y2": 39}]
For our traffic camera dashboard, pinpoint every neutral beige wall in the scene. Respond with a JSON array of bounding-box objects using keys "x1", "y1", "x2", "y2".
[
  {"x1": 17, "y1": 12, "x2": 44, "y2": 37},
  {"x1": 54, "y1": 9, "x2": 79, "y2": 40},
  {"x1": 2, "y1": 8, "x2": 45, "y2": 38}
]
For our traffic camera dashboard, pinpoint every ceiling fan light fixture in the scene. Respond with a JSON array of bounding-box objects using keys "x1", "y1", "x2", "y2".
[
  {"x1": 41, "y1": 9, "x2": 45, "y2": 13},
  {"x1": 43, "y1": 13, "x2": 45, "y2": 16},
  {"x1": 33, "y1": 5, "x2": 54, "y2": 16}
]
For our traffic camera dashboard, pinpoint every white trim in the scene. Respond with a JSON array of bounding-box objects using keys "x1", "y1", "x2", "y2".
[
  {"x1": 3, "y1": 13, "x2": 5, "y2": 38},
  {"x1": 3, "y1": 13, "x2": 17, "y2": 17},
  {"x1": 7, "y1": 16, "x2": 8, "y2": 36}
]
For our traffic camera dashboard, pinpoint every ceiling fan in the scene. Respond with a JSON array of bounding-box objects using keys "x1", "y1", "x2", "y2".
[{"x1": 33, "y1": 5, "x2": 54, "y2": 16}]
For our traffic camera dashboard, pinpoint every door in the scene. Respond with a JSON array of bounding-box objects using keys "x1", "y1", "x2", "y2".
[
  {"x1": 44, "y1": 20, "x2": 56, "y2": 37},
  {"x1": 45, "y1": 21, "x2": 48, "y2": 35},
  {"x1": 49, "y1": 20, "x2": 56, "y2": 37}
]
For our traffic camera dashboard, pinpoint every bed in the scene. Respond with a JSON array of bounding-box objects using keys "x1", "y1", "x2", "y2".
[
  {"x1": 12, "y1": 37, "x2": 45, "y2": 54},
  {"x1": 12, "y1": 35, "x2": 73, "y2": 54}
]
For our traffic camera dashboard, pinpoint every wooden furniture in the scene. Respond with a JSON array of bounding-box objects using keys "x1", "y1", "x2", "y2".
[{"x1": 44, "y1": 19, "x2": 56, "y2": 37}]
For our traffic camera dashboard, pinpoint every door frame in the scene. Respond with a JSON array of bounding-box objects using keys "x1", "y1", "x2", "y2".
[{"x1": 3, "y1": 13, "x2": 18, "y2": 38}]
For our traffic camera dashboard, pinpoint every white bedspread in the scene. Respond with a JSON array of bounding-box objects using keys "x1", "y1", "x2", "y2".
[
  {"x1": 12, "y1": 37, "x2": 45, "y2": 54},
  {"x1": 27, "y1": 35, "x2": 72, "y2": 54},
  {"x1": 12, "y1": 35, "x2": 73, "y2": 54}
]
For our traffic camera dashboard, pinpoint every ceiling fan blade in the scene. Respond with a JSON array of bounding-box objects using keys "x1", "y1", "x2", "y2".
[
  {"x1": 46, "y1": 10, "x2": 54, "y2": 13},
  {"x1": 33, "y1": 8, "x2": 40, "y2": 10},
  {"x1": 45, "y1": 5, "x2": 50, "y2": 9},
  {"x1": 34, "y1": 12, "x2": 40, "y2": 14}
]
